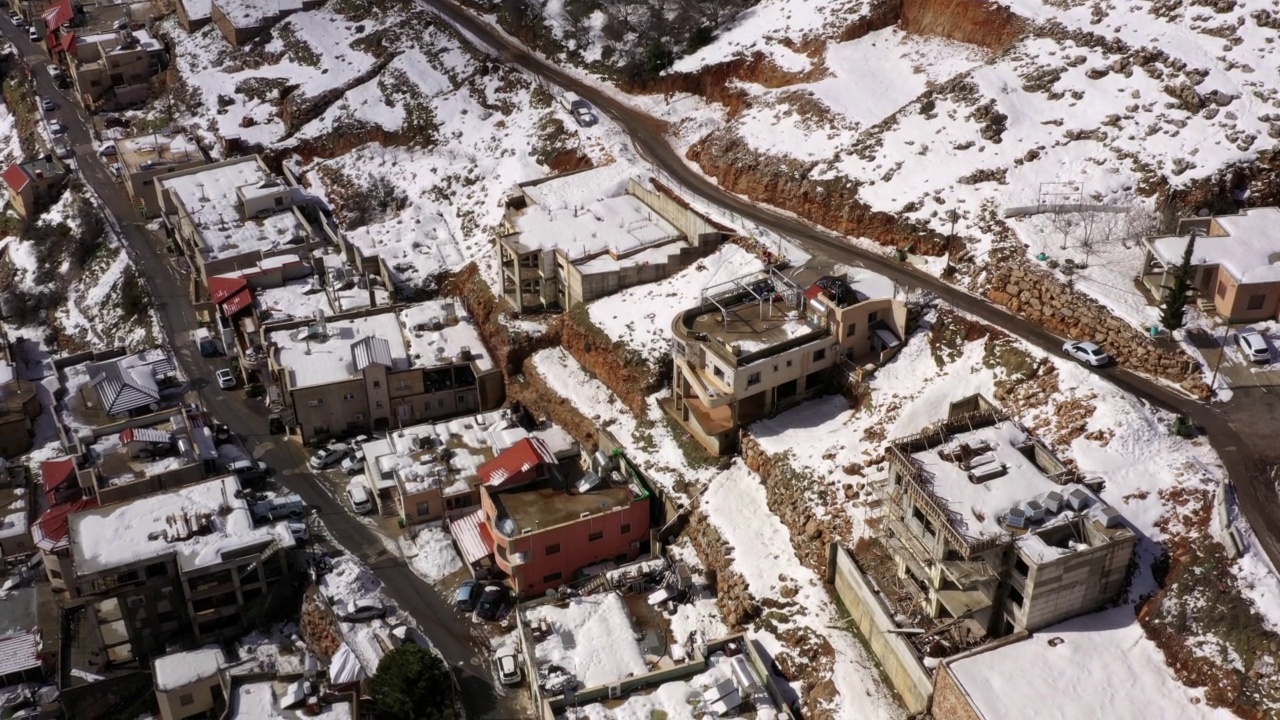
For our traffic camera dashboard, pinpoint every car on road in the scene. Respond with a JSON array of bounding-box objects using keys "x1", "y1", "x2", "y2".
[
  {"x1": 228, "y1": 459, "x2": 270, "y2": 483},
  {"x1": 308, "y1": 444, "x2": 348, "y2": 470},
  {"x1": 52, "y1": 141, "x2": 72, "y2": 159},
  {"x1": 475, "y1": 585, "x2": 506, "y2": 621},
  {"x1": 337, "y1": 598, "x2": 386, "y2": 622},
  {"x1": 48, "y1": 119, "x2": 65, "y2": 135},
  {"x1": 454, "y1": 579, "x2": 478, "y2": 612},
  {"x1": 98, "y1": 143, "x2": 118, "y2": 157},
  {"x1": 495, "y1": 651, "x2": 522, "y2": 686},
  {"x1": 10, "y1": 13, "x2": 24, "y2": 26},
  {"x1": 215, "y1": 368, "x2": 236, "y2": 389},
  {"x1": 45, "y1": 64, "x2": 62, "y2": 81},
  {"x1": 26, "y1": 26, "x2": 38, "y2": 41},
  {"x1": 252, "y1": 494, "x2": 306, "y2": 522},
  {"x1": 346, "y1": 485, "x2": 373, "y2": 514},
  {"x1": 1236, "y1": 327, "x2": 1271, "y2": 363},
  {"x1": 286, "y1": 519, "x2": 310, "y2": 542},
  {"x1": 39, "y1": 97, "x2": 53, "y2": 112},
  {"x1": 340, "y1": 450, "x2": 365, "y2": 475},
  {"x1": 1062, "y1": 340, "x2": 1111, "y2": 367},
  {"x1": 572, "y1": 106, "x2": 596, "y2": 127}
]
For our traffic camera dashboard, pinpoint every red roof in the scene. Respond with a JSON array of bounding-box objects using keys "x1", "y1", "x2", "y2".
[
  {"x1": 220, "y1": 287, "x2": 253, "y2": 316},
  {"x1": 33, "y1": 498, "x2": 98, "y2": 552},
  {"x1": 208, "y1": 275, "x2": 248, "y2": 304},
  {"x1": 447, "y1": 508, "x2": 494, "y2": 565},
  {"x1": 42, "y1": 0, "x2": 73, "y2": 29},
  {"x1": 477, "y1": 437, "x2": 558, "y2": 490},
  {"x1": 804, "y1": 285, "x2": 824, "y2": 302},
  {"x1": 40, "y1": 458, "x2": 77, "y2": 496},
  {"x1": 2, "y1": 165, "x2": 29, "y2": 194},
  {"x1": 57, "y1": 31, "x2": 75, "y2": 54}
]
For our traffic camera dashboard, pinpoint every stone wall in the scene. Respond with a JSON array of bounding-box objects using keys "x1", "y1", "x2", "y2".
[
  {"x1": 986, "y1": 260, "x2": 1211, "y2": 397},
  {"x1": 931, "y1": 663, "x2": 984, "y2": 720}
]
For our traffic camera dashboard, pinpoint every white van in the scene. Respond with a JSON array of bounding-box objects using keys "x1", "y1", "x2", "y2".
[
  {"x1": 253, "y1": 494, "x2": 306, "y2": 522},
  {"x1": 346, "y1": 485, "x2": 373, "y2": 515}
]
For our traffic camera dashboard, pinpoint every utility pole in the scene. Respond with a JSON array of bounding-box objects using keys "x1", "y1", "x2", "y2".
[{"x1": 1209, "y1": 317, "x2": 1231, "y2": 392}]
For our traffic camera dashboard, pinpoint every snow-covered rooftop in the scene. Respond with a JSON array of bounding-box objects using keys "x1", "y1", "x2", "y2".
[
  {"x1": 159, "y1": 158, "x2": 309, "y2": 262},
  {"x1": 511, "y1": 166, "x2": 682, "y2": 264},
  {"x1": 524, "y1": 593, "x2": 648, "y2": 688},
  {"x1": 215, "y1": 0, "x2": 308, "y2": 28},
  {"x1": 181, "y1": 0, "x2": 211, "y2": 21},
  {"x1": 153, "y1": 647, "x2": 225, "y2": 691},
  {"x1": 0, "y1": 493, "x2": 28, "y2": 540},
  {"x1": 230, "y1": 679, "x2": 353, "y2": 720},
  {"x1": 256, "y1": 279, "x2": 331, "y2": 322},
  {"x1": 1150, "y1": 208, "x2": 1280, "y2": 284},
  {"x1": 116, "y1": 133, "x2": 202, "y2": 175},
  {"x1": 67, "y1": 475, "x2": 295, "y2": 576},
  {"x1": 77, "y1": 28, "x2": 163, "y2": 54},
  {"x1": 399, "y1": 301, "x2": 494, "y2": 372},
  {"x1": 269, "y1": 312, "x2": 409, "y2": 389}
]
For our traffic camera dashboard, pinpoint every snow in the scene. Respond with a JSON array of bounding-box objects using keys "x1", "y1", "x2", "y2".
[
  {"x1": 947, "y1": 607, "x2": 1234, "y2": 720},
  {"x1": 215, "y1": 0, "x2": 308, "y2": 28},
  {"x1": 568, "y1": 654, "x2": 770, "y2": 720},
  {"x1": 269, "y1": 312, "x2": 409, "y2": 388},
  {"x1": 588, "y1": 244, "x2": 766, "y2": 362},
  {"x1": 256, "y1": 281, "x2": 330, "y2": 322},
  {"x1": 153, "y1": 646, "x2": 225, "y2": 691},
  {"x1": 1151, "y1": 208, "x2": 1280, "y2": 284},
  {"x1": 399, "y1": 301, "x2": 495, "y2": 372},
  {"x1": 231, "y1": 680, "x2": 352, "y2": 720},
  {"x1": 67, "y1": 476, "x2": 295, "y2": 575},
  {"x1": 405, "y1": 523, "x2": 462, "y2": 583},
  {"x1": 524, "y1": 593, "x2": 648, "y2": 688}
]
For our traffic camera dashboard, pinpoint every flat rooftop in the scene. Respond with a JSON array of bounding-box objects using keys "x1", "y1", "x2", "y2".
[
  {"x1": 67, "y1": 475, "x2": 294, "y2": 576},
  {"x1": 153, "y1": 646, "x2": 224, "y2": 691},
  {"x1": 524, "y1": 593, "x2": 649, "y2": 688},
  {"x1": 90, "y1": 416, "x2": 197, "y2": 486},
  {"x1": 1151, "y1": 208, "x2": 1280, "y2": 284},
  {"x1": 116, "y1": 133, "x2": 203, "y2": 175},
  {"x1": 269, "y1": 312, "x2": 409, "y2": 389},
  {"x1": 687, "y1": 296, "x2": 819, "y2": 358},
  {"x1": 399, "y1": 301, "x2": 495, "y2": 373},
  {"x1": 0, "y1": 487, "x2": 28, "y2": 541},
  {"x1": 216, "y1": 0, "x2": 309, "y2": 28},
  {"x1": 159, "y1": 158, "x2": 309, "y2": 262},
  {"x1": 231, "y1": 679, "x2": 353, "y2": 720},
  {"x1": 256, "y1": 278, "x2": 332, "y2": 322},
  {"x1": 495, "y1": 475, "x2": 642, "y2": 532},
  {"x1": 76, "y1": 28, "x2": 163, "y2": 54}
]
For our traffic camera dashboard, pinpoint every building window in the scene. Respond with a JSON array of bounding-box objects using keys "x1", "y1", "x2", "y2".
[
  {"x1": 1014, "y1": 555, "x2": 1029, "y2": 578},
  {"x1": 588, "y1": 531, "x2": 604, "y2": 542},
  {"x1": 543, "y1": 572, "x2": 563, "y2": 583},
  {"x1": 394, "y1": 381, "x2": 411, "y2": 390},
  {"x1": 145, "y1": 562, "x2": 167, "y2": 578},
  {"x1": 869, "y1": 311, "x2": 879, "y2": 323},
  {"x1": 546, "y1": 543, "x2": 561, "y2": 556},
  {"x1": 813, "y1": 348, "x2": 826, "y2": 362},
  {"x1": 416, "y1": 501, "x2": 430, "y2": 517},
  {"x1": 142, "y1": 179, "x2": 152, "y2": 186},
  {"x1": 1248, "y1": 294, "x2": 1266, "y2": 311},
  {"x1": 1007, "y1": 584, "x2": 1025, "y2": 609},
  {"x1": 846, "y1": 323, "x2": 857, "y2": 339},
  {"x1": 1217, "y1": 280, "x2": 1228, "y2": 297},
  {"x1": 353, "y1": 413, "x2": 365, "y2": 422},
  {"x1": 436, "y1": 399, "x2": 445, "y2": 409},
  {"x1": 342, "y1": 393, "x2": 356, "y2": 401},
  {"x1": 375, "y1": 401, "x2": 384, "y2": 409},
  {"x1": 179, "y1": 693, "x2": 195, "y2": 707},
  {"x1": 786, "y1": 359, "x2": 792, "y2": 368},
  {"x1": 747, "y1": 371, "x2": 761, "y2": 387},
  {"x1": 712, "y1": 365, "x2": 725, "y2": 380},
  {"x1": 373, "y1": 381, "x2": 382, "y2": 388},
  {"x1": 274, "y1": 196, "x2": 284, "y2": 207},
  {"x1": 620, "y1": 523, "x2": 632, "y2": 534}
]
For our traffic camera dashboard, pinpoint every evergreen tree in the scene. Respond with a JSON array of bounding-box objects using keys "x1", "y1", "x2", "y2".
[
  {"x1": 1160, "y1": 232, "x2": 1198, "y2": 332},
  {"x1": 368, "y1": 643, "x2": 453, "y2": 720}
]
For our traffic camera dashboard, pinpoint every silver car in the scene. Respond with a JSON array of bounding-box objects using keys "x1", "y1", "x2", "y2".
[{"x1": 1062, "y1": 340, "x2": 1111, "y2": 367}]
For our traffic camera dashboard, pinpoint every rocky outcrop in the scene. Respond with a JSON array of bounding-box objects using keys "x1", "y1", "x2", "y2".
[
  {"x1": 986, "y1": 261, "x2": 1211, "y2": 396},
  {"x1": 558, "y1": 309, "x2": 664, "y2": 417},
  {"x1": 684, "y1": 510, "x2": 761, "y2": 629},
  {"x1": 901, "y1": 0, "x2": 1027, "y2": 52},
  {"x1": 299, "y1": 585, "x2": 341, "y2": 659}
]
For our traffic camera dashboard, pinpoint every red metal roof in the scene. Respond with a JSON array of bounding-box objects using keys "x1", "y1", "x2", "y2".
[
  {"x1": 2, "y1": 165, "x2": 29, "y2": 194},
  {"x1": 57, "y1": 31, "x2": 75, "y2": 54},
  {"x1": 447, "y1": 508, "x2": 494, "y2": 566},
  {"x1": 208, "y1": 275, "x2": 248, "y2": 304},
  {"x1": 220, "y1": 287, "x2": 253, "y2": 316},
  {"x1": 804, "y1": 285, "x2": 824, "y2": 301},
  {"x1": 42, "y1": 0, "x2": 73, "y2": 29},
  {"x1": 40, "y1": 458, "x2": 76, "y2": 496},
  {"x1": 477, "y1": 437, "x2": 557, "y2": 490},
  {"x1": 33, "y1": 498, "x2": 98, "y2": 552}
]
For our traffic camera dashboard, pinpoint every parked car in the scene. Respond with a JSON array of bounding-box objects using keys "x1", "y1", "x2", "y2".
[
  {"x1": 475, "y1": 585, "x2": 505, "y2": 621},
  {"x1": 338, "y1": 598, "x2": 386, "y2": 622},
  {"x1": 340, "y1": 450, "x2": 365, "y2": 475},
  {"x1": 454, "y1": 580, "x2": 478, "y2": 612},
  {"x1": 48, "y1": 119, "x2": 65, "y2": 135},
  {"x1": 252, "y1": 494, "x2": 306, "y2": 522},
  {"x1": 572, "y1": 106, "x2": 596, "y2": 127},
  {"x1": 1236, "y1": 327, "x2": 1271, "y2": 363},
  {"x1": 39, "y1": 97, "x2": 53, "y2": 112},
  {"x1": 45, "y1": 63, "x2": 61, "y2": 81},
  {"x1": 52, "y1": 141, "x2": 72, "y2": 159},
  {"x1": 347, "y1": 434, "x2": 371, "y2": 448},
  {"x1": 228, "y1": 459, "x2": 270, "y2": 483},
  {"x1": 346, "y1": 485, "x2": 374, "y2": 514},
  {"x1": 10, "y1": 13, "x2": 25, "y2": 27},
  {"x1": 309, "y1": 444, "x2": 349, "y2": 470},
  {"x1": 495, "y1": 651, "x2": 522, "y2": 686},
  {"x1": 286, "y1": 520, "x2": 310, "y2": 542},
  {"x1": 26, "y1": 26, "x2": 37, "y2": 41},
  {"x1": 97, "y1": 143, "x2": 118, "y2": 157},
  {"x1": 1062, "y1": 340, "x2": 1111, "y2": 367},
  {"x1": 215, "y1": 368, "x2": 236, "y2": 389}
]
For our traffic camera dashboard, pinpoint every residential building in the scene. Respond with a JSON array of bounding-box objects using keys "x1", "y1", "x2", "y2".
[
  {"x1": 1141, "y1": 207, "x2": 1280, "y2": 322},
  {"x1": 33, "y1": 456, "x2": 97, "y2": 592},
  {"x1": 114, "y1": 133, "x2": 207, "y2": 216},
  {"x1": 174, "y1": 0, "x2": 212, "y2": 31},
  {"x1": 450, "y1": 440, "x2": 652, "y2": 598},
  {"x1": 153, "y1": 646, "x2": 226, "y2": 720},
  {"x1": 669, "y1": 267, "x2": 907, "y2": 455},
  {"x1": 0, "y1": 485, "x2": 31, "y2": 563},
  {"x1": 496, "y1": 165, "x2": 729, "y2": 313},
  {"x1": 61, "y1": 475, "x2": 295, "y2": 662},
  {"x1": 156, "y1": 155, "x2": 319, "y2": 286},
  {"x1": 64, "y1": 28, "x2": 167, "y2": 111},
  {"x1": 2, "y1": 157, "x2": 68, "y2": 219},
  {"x1": 209, "y1": 0, "x2": 322, "y2": 47},
  {"x1": 0, "y1": 337, "x2": 40, "y2": 459},
  {"x1": 0, "y1": 631, "x2": 45, "y2": 688},
  {"x1": 75, "y1": 347, "x2": 180, "y2": 420},
  {"x1": 68, "y1": 408, "x2": 219, "y2": 505},
  {"x1": 872, "y1": 396, "x2": 1135, "y2": 639},
  {"x1": 366, "y1": 405, "x2": 577, "y2": 526},
  {"x1": 265, "y1": 303, "x2": 503, "y2": 443}
]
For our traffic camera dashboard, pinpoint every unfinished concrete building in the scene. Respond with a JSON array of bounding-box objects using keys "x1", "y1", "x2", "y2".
[{"x1": 873, "y1": 396, "x2": 1135, "y2": 639}]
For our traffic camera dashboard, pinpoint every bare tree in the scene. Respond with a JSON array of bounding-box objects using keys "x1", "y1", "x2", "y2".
[
  {"x1": 1047, "y1": 206, "x2": 1078, "y2": 250},
  {"x1": 1076, "y1": 209, "x2": 1121, "y2": 265},
  {"x1": 1116, "y1": 207, "x2": 1164, "y2": 250}
]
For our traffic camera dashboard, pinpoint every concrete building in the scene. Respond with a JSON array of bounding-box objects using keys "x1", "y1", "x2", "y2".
[
  {"x1": 209, "y1": 0, "x2": 322, "y2": 47},
  {"x1": 2, "y1": 157, "x2": 68, "y2": 219},
  {"x1": 59, "y1": 475, "x2": 295, "y2": 663},
  {"x1": 1141, "y1": 207, "x2": 1280, "y2": 322},
  {"x1": 114, "y1": 133, "x2": 207, "y2": 216},
  {"x1": 450, "y1": 440, "x2": 652, "y2": 598},
  {"x1": 64, "y1": 27, "x2": 167, "y2": 111},
  {"x1": 153, "y1": 646, "x2": 226, "y2": 720},
  {"x1": 265, "y1": 304, "x2": 503, "y2": 444},
  {"x1": 174, "y1": 0, "x2": 212, "y2": 31},
  {"x1": 496, "y1": 166, "x2": 729, "y2": 313},
  {"x1": 669, "y1": 267, "x2": 906, "y2": 455},
  {"x1": 156, "y1": 156, "x2": 319, "y2": 287},
  {"x1": 0, "y1": 338, "x2": 41, "y2": 459},
  {"x1": 873, "y1": 397, "x2": 1135, "y2": 639},
  {"x1": 68, "y1": 409, "x2": 219, "y2": 505}
]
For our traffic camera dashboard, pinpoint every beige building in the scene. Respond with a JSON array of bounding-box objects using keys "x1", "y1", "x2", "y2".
[
  {"x1": 156, "y1": 155, "x2": 319, "y2": 287},
  {"x1": 1141, "y1": 207, "x2": 1280, "y2": 323},
  {"x1": 2, "y1": 157, "x2": 68, "y2": 219},
  {"x1": 669, "y1": 268, "x2": 906, "y2": 455},
  {"x1": 114, "y1": 134, "x2": 207, "y2": 216},
  {"x1": 65, "y1": 28, "x2": 167, "y2": 111},
  {"x1": 497, "y1": 166, "x2": 729, "y2": 313},
  {"x1": 209, "y1": 0, "x2": 322, "y2": 46},
  {"x1": 153, "y1": 646, "x2": 227, "y2": 720},
  {"x1": 265, "y1": 303, "x2": 503, "y2": 444},
  {"x1": 0, "y1": 343, "x2": 40, "y2": 459}
]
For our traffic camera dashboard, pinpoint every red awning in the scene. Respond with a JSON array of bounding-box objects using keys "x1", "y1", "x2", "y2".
[
  {"x1": 207, "y1": 275, "x2": 248, "y2": 303},
  {"x1": 220, "y1": 287, "x2": 253, "y2": 316},
  {"x1": 40, "y1": 458, "x2": 76, "y2": 495},
  {"x1": 57, "y1": 31, "x2": 75, "y2": 54}
]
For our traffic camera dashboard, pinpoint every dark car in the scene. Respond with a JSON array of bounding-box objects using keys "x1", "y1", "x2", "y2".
[
  {"x1": 454, "y1": 580, "x2": 478, "y2": 612},
  {"x1": 474, "y1": 585, "x2": 505, "y2": 621}
]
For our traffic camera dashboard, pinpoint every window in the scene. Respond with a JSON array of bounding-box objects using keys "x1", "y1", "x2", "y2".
[
  {"x1": 1014, "y1": 555, "x2": 1029, "y2": 578},
  {"x1": 353, "y1": 413, "x2": 365, "y2": 422},
  {"x1": 846, "y1": 323, "x2": 857, "y2": 339},
  {"x1": 342, "y1": 392, "x2": 356, "y2": 401},
  {"x1": 813, "y1": 348, "x2": 826, "y2": 362},
  {"x1": 773, "y1": 364, "x2": 778, "y2": 372},
  {"x1": 179, "y1": 693, "x2": 195, "y2": 707},
  {"x1": 436, "y1": 399, "x2": 445, "y2": 408},
  {"x1": 747, "y1": 371, "x2": 761, "y2": 387},
  {"x1": 1248, "y1": 294, "x2": 1266, "y2": 311},
  {"x1": 543, "y1": 572, "x2": 563, "y2": 583},
  {"x1": 545, "y1": 543, "x2": 561, "y2": 556},
  {"x1": 1218, "y1": 280, "x2": 1228, "y2": 297},
  {"x1": 146, "y1": 562, "x2": 167, "y2": 578},
  {"x1": 786, "y1": 359, "x2": 793, "y2": 368},
  {"x1": 142, "y1": 179, "x2": 152, "y2": 186},
  {"x1": 375, "y1": 401, "x2": 384, "y2": 409},
  {"x1": 712, "y1": 365, "x2": 725, "y2": 380},
  {"x1": 416, "y1": 501, "x2": 431, "y2": 517},
  {"x1": 869, "y1": 311, "x2": 879, "y2": 323},
  {"x1": 274, "y1": 196, "x2": 284, "y2": 207},
  {"x1": 394, "y1": 380, "x2": 412, "y2": 390},
  {"x1": 373, "y1": 381, "x2": 382, "y2": 388},
  {"x1": 1007, "y1": 585, "x2": 1025, "y2": 609},
  {"x1": 307, "y1": 398, "x2": 325, "y2": 407},
  {"x1": 48, "y1": 569, "x2": 61, "y2": 580},
  {"x1": 620, "y1": 523, "x2": 632, "y2": 534},
  {"x1": 588, "y1": 531, "x2": 604, "y2": 542}
]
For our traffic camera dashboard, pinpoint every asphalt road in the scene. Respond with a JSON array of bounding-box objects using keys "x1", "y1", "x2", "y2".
[
  {"x1": 410, "y1": 0, "x2": 1280, "y2": 567},
  {"x1": 0, "y1": 21, "x2": 510, "y2": 719}
]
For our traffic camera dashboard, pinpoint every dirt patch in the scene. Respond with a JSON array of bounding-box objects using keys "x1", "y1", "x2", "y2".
[{"x1": 900, "y1": 0, "x2": 1027, "y2": 52}]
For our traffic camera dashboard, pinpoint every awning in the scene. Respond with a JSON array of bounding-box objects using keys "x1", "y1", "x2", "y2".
[
  {"x1": 220, "y1": 287, "x2": 253, "y2": 316},
  {"x1": 874, "y1": 326, "x2": 901, "y2": 349},
  {"x1": 447, "y1": 508, "x2": 493, "y2": 566}
]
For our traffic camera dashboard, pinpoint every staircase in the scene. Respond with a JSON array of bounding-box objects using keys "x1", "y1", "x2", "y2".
[
  {"x1": 132, "y1": 195, "x2": 146, "y2": 217},
  {"x1": 1196, "y1": 296, "x2": 1217, "y2": 315},
  {"x1": 578, "y1": 573, "x2": 613, "y2": 596}
]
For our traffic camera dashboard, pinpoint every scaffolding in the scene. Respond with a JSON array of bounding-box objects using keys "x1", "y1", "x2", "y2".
[{"x1": 698, "y1": 266, "x2": 804, "y2": 329}]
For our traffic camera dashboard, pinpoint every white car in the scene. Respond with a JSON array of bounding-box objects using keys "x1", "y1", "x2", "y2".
[
  {"x1": 1062, "y1": 340, "x2": 1111, "y2": 367},
  {"x1": 572, "y1": 106, "x2": 596, "y2": 127},
  {"x1": 215, "y1": 369, "x2": 236, "y2": 389},
  {"x1": 39, "y1": 97, "x2": 53, "y2": 112},
  {"x1": 1236, "y1": 328, "x2": 1271, "y2": 363},
  {"x1": 26, "y1": 26, "x2": 38, "y2": 42},
  {"x1": 346, "y1": 485, "x2": 373, "y2": 514},
  {"x1": 98, "y1": 143, "x2": 118, "y2": 157},
  {"x1": 337, "y1": 598, "x2": 386, "y2": 622},
  {"x1": 495, "y1": 651, "x2": 522, "y2": 686},
  {"x1": 308, "y1": 444, "x2": 349, "y2": 470},
  {"x1": 48, "y1": 119, "x2": 65, "y2": 135},
  {"x1": 340, "y1": 450, "x2": 365, "y2": 475},
  {"x1": 286, "y1": 519, "x2": 310, "y2": 542}
]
